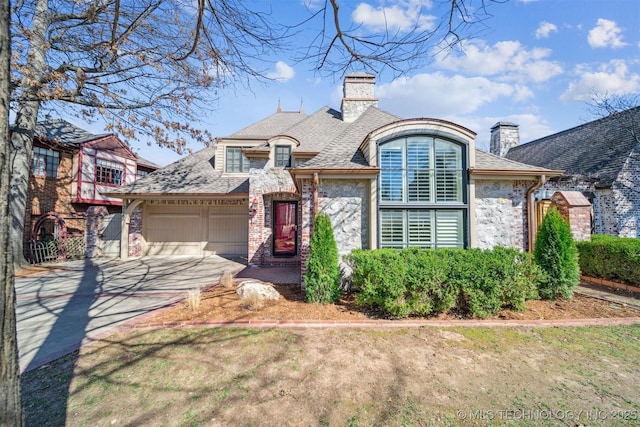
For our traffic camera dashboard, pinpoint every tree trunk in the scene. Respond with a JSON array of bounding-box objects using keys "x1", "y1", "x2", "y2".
[
  {"x1": 9, "y1": 0, "x2": 49, "y2": 271},
  {"x1": 1, "y1": 0, "x2": 24, "y2": 423}
]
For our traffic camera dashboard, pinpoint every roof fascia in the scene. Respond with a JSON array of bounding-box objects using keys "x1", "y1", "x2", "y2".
[{"x1": 469, "y1": 168, "x2": 563, "y2": 180}]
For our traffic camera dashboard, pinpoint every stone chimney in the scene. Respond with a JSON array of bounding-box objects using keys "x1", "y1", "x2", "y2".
[
  {"x1": 341, "y1": 72, "x2": 378, "y2": 123},
  {"x1": 490, "y1": 122, "x2": 520, "y2": 157}
]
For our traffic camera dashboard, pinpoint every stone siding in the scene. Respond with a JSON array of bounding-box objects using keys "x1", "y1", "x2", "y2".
[
  {"x1": 474, "y1": 180, "x2": 531, "y2": 250},
  {"x1": 538, "y1": 176, "x2": 639, "y2": 237},
  {"x1": 613, "y1": 146, "x2": 640, "y2": 237},
  {"x1": 298, "y1": 178, "x2": 369, "y2": 285}
]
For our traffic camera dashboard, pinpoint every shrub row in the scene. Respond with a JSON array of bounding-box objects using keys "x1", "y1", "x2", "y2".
[
  {"x1": 345, "y1": 247, "x2": 539, "y2": 318},
  {"x1": 576, "y1": 234, "x2": 640, "y2": 286}
]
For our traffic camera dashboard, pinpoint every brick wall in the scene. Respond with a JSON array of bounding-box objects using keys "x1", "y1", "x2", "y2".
[
  {"x1": 550, "y1": 191, "x2": 591, "y2": 242},
  {"x1": 25, "y1": 150, "x2": 86, "y2": 253}
]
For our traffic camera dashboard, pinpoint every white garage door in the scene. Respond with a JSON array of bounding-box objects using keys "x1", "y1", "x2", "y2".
[{"x1": 144, "y1": 204, "x2": 247, "y2": 256}]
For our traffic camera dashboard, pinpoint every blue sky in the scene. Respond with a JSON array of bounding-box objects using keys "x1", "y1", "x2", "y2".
[{"x1": 96, "y1": 0, "x2": 640, "y2": 166}]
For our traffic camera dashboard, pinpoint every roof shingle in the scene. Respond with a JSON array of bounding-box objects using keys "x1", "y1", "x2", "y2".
[{"x1": 505, "y1": 107, "x2": 640, "y2": 187}]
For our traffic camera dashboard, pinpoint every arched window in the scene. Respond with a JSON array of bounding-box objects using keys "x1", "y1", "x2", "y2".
[{"x1": 378, "y1": 136, "x2": 467, "y2": 248}]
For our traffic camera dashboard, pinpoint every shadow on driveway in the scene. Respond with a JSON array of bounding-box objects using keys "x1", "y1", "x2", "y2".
[{"x1": 16, "y1": 256, "x2": 246, "y2": 374}]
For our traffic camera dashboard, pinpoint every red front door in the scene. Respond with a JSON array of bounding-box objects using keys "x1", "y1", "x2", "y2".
[{"x1": 273, "y1": 201, "x2": 297, "y2": 256}]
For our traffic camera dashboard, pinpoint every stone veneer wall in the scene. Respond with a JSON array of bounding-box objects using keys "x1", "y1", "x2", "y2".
[
  {"x1": 613, "y1": 146, "x2": 640, "y2": 237},
  {"x1": 538, "y1": 180, "x2": 614, "y2": 236},
  {"x1": 85, "y1": 205, "x2": 143, "y2": 257},
  {"x1": 85, "y1": 206, "x2": 109, "y2": 257},
  {"x1": 299, "y1": 178, "x2": 369, "y2": 284},
  {"x1": 128, "y1": 206, "x2": 144, "y2": 257},
  {"x1": 474, "y1": 180, "x2": 532, "y2": 250}
]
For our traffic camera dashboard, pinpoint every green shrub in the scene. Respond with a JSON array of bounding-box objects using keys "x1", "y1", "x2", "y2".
[
  {"x1": 346, "y1": 246, "x2": 539, "y2": 318},
  {"x1": 304, "y1": 213, "x2": 341, "y2": 304},
  {"x1": 534, "y1": 207, "x2": 580, "y2": 300},
  {"x1": 576, "y1": 235, "x2": 640, "y2": 285}
]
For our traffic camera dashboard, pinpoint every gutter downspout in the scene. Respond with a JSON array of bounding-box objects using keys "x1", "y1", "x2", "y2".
[
  {"x1": 526, "y1": 174, "x2": 546, "y2": 253},
  {"x1": 312, "y1": 172, "x2": 319, "y2": 219}
]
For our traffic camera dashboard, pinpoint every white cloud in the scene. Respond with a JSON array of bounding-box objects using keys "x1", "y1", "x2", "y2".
[
  {"x1": 376, "y1": 72, "x2": 525, "y2": 118},
  {"x1": 434, "y1": 40, "x2": 563, "y2": 83},
  {"x1": 560, "y1": 60, "x2": 640, "y2": 102},
  {"x1": 267, "y1": 61, "x2": 295, "y2": 82},
  {"x1": 352, "y1": 0, "x2": 436, "y2": 33},
  {"x1": 588, "y1": 19, "x2": 626, "y2": 48},
  {"x1": 535, "y1": 22, "x2": 558, "y2": 39}
]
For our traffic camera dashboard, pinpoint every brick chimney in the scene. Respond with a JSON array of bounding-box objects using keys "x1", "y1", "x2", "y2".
[
  {"x1": 490, "y1": 122, "x2": 519, "y2": 157},
  {"x1": 341, "y1": 73, "x2": 378, "y2": 123}
]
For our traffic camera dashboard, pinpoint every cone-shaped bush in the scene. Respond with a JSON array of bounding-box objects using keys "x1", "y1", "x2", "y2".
[
  {"x1": 305, "y1": 213, "x2": 341, "y2": 304},
  {"x1": 534, "y1": 207, "x2": 580, "y2": 299}
]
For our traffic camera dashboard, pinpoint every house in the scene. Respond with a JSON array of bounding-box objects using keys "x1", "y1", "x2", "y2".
[
  {"x1": 492, "y1": 106, "x2": 640, "y2": 238},
  {"x1": 107, "y1": 73, "x2": 562, "y2": 281},
  {"x1": 25, "y1": 119, "x2": 159, "y2": 262}
]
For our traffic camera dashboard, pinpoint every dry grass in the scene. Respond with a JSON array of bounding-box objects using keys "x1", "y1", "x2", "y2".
[
  {"x1": 220, "y1": 271, "x2": 235, "y2": 289},
  {"x1": 185, "y1": 288, "x2": 201, "y2": 312},
  {"x1": 242, "y1": 292, "x2": 265, "y2": 311}
]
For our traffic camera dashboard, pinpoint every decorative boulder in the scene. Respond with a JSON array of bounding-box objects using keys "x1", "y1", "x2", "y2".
[{"x1": 236, "y1": 281, "x2": 280, "y2": 301}]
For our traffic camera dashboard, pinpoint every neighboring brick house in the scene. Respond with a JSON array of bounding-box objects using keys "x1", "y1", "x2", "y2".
[
  {"x1": 492, "y1": 106, "x2": 640, "y2": 238},
  {"x1": 25, "y1": 119, "x2": 159, "y2": 261},
  {"x1": 107, "y1": 73, "x2": 561, "y2": 281}
]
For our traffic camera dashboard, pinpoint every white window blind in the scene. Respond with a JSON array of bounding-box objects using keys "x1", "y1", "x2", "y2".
[{"x1": 378, "y1": 135, "x2": 467, "y2": 248}]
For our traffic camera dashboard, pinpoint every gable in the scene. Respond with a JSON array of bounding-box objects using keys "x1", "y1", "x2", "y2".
[{"x1": 84, "y1": 135, "x2": 136, "y2": 160}]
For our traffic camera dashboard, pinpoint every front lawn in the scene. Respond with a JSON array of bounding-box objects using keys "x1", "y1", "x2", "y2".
[{"x1": 22, "y1": 325, "x2": 640, "y2": 426}]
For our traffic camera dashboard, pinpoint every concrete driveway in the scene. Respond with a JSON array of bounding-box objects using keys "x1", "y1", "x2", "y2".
[{"x1": 15, "y1": 256, "x2": 245, "y2": 373}]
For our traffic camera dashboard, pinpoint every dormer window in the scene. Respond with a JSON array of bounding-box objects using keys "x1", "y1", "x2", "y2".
[
  {"x1": 275, "y1": 145, "x2": 292, "y2": 168},
  {"x1": 226, "y1": 146, "x2": 249, "y2": 173}
]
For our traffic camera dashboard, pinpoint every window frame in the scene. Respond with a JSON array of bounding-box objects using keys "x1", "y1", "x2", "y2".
[
  {"x1": 225, "y1": 146, "x2": 250, "y2": 173},
  {"x1": 95, "y1": 158, "x2": 125, "y2": 186},
  {"x1": 377, "y1": 135, "x2": 469, "y2": 249},
  {"x1": 32, "y1": 147, "x2": 60, "y2": 179},
  {"x1": 274, "y1": 145, "x2": 292, "y2": 168}
]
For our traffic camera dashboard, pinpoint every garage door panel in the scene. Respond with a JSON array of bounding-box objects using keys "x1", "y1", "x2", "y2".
[
  {"x1": 142, "y1": 202, "x2": 247, "y2": 257},
  {"x1": 147, "y1": 213, "x2": 202, "y2": 241},
  {"x1": 146, "y1": 242, "x2": 203, "y2": 256}
]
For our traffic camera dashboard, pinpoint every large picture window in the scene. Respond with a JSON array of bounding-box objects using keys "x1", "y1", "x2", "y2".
[
  {"x1": 226, "y1": 147, "x2": 249, "y2": 173},
  {"x1": 379, "y1": 136, "x2": 467, "y2": 248},
  {"x1": 95, "y1": 158, "x2": 124, "y2": 186},
  {"x1": 32, "y1": 147, "x2": 59, "y2": 178}
]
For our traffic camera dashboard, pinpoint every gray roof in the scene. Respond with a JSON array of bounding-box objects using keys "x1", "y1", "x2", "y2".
[
  {"x1": 300, "y1": 107, "x2": 400, "y2": 169},
  {"x1": 231, "y1": 111, "x2": 307, "y2": 138},
  {"x1": 505, "y1": 107, "x2": 640, "y2": 187},
  {"x1": 34, "y1": 119, "x2": 109, "y2": 145},
  {"x1": 230, "y1": 106, "x2": 348, "y2": 154},
  {"x1": 474, "y1": 150, "x2": 560, "y2": 173},
  {"x1": 107, "y1": 146, "x2": 248, "y2": 196},
  {"x1": 135, "y1": 155, "x2": 161, "y2": 169},
  {"x1": 113, "y1": 99, "x2": 555, "y2": 197}
]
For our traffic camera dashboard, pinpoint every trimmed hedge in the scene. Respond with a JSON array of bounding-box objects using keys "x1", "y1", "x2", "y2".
[
  {"x1": 345, "y1": 247, "x2": 539, "y2": 319},
  {"x1": 576, "y1": 234, "x2": 640, "y2": 286}
]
